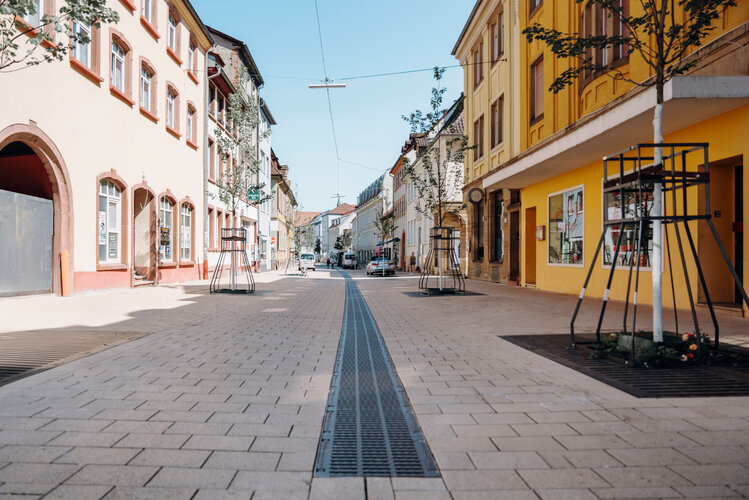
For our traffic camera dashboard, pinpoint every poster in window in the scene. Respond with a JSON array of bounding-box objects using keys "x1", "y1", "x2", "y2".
[
  {"x1": 160, "y1": 227, "x2": 170, "y2": 244},
  {"x1": 108, "y1": 234, "x2": 118, "y2": 259},
  {"x1": 98, "y1": 212, "x2": 107, "y2": 245}
]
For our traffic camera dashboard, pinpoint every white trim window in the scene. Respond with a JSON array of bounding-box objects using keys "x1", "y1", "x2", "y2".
[
  {"x1": 548, "y1": 186, "x2": 584, "y2": 265},
  {"x1": 98, "y1": 180, "x2": 121, "y2": 263},
  {"x1": 187, "y1": 42, "x2": 195, "y2": 72},
  {"x1": 24, "y1": 0, "x2": 43, "y2": 26},
  {"x1": 140, "y1": 66, "x2": 152, "y2": 110},
  {"x1": 160, "y1": 197, "x2": 174, "y2": 262},
  {"x1": 167, "y1": 13, "x2": 177, "y2": 51},
  {"x1": 111, "y1": 41, "x2": 125, "y2": 91},
  {"x1": 186, "y1": 107, "x2": 194, "y2": 141},
  {"x1": 141, "y1": 0, "x2": 152, "y2": 23},
  {"x1": 73, "y1": 21, "x2": 92, "y2": 68},
  {"x1": 166, "y1": 89, "x2": 176, "y2": 129},
  {"x1": 181, "y1": 204, "x2": 192, "y2": 260}
]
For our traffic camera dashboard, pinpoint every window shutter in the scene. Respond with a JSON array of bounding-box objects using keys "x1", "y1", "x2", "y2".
[
  {"x1": 533, "y1": 59, "x2": 544, "y2": 119},
  {"x1": 499, "y1": 97, "x2": 504, "y2": 144}
]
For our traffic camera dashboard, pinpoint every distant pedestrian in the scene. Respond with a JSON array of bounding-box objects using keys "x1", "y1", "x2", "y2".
[
  {"x1": 409, "y1": 252, "x2": 416, "y2": 273},
  {"x1": 326, "y1": 258, "x2": 331, "y2": 269}
]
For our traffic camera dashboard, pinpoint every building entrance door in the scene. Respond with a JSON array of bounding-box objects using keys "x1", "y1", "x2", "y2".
[
  {"x1": 509, "y1": 210, "x2": 520, "y2": 281},
  {"x1": 524, "y1": 207, "x2": 537, "y2": 285},
  {"x1": 0, "y1": 141, "x2": 54, "y2": 296},
  {"x1": 133, "y1": 187, "x2": 156, "y2": 284}
]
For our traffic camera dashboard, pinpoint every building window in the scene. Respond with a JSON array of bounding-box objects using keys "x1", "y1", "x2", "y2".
[
  {"x1": 111, "y1": 41, "x2": 125, "y2": 91},
  {"x1": 186, "y1": 105, "x2": 195, "y2": 142},
  {"x1": 492, "y1": 192, "x2": 504, "y2": 262},
  {"x1": 166, "y1": 88, "x2": 176, "y2": 129},
  {"x1": 160, "y1": 197, "x2": 174, "y2": 262},
  {"x1": 72, "y1": 21, "x2": 92, "y2": 67},
  {"x1": 209, "y1": 86, "x2": 216, "y2": 118},
  {"x1": 474, "y1": 201, "x2": 484, "y2": 261},
  {"x1": 181, "y1": 203, "x2": 192, "y2": 260},
  {"x1": 167, "y1": 13, "x2": 177, "y2": 51},
  {"x1": 473, "y1": 42, "x2": 484, "y2": 88},
  {"x1": 141, "y1": 0, "x2": 152, "y2": 23},
  {"x1": 491, "y1": 12, "x2": 504, "y2": 64},
  {"x1": 187, "y1": 41, "x2": 195, "y2": 72},
  {"x1": 140, "y1": 65, "x2": 153, "y2": 111},
  {"x1": 98, "y1": 180, "x2": 121, "y2": 263},
  {"x1": 473, "y1": 115, "x2": 484, "y2": 161},
  {"x1": 217, "y1": 93, "x2": 225, "y2": 126},
  {"x1": 548, "y1": 186, "x2": 584, "y2": 265},
  {"x1": 208, "y1": 207, "x2": 215, "y2": 249},
  {"x1": 491, "y1": 97, "x2": 503, "y2": 148},
  {"x1": 23, "y1": 0, "x2": 43, "y2": 26},
  {"x1": 530, "y1": 0, "x2": 543, "y2": 16},
  {"x1": 530, "y1": 57, "x2": 544, "y2": 121}
]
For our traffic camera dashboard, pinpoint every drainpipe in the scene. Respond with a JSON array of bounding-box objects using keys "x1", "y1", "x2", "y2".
[{"x1": 203, "y1": 47, "x2": 221, "y2": 279}]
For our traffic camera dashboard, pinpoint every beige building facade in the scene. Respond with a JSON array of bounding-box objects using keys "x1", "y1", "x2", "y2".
[{"x1": 0, "y1": 0, "x2": 213, "y2": 295}]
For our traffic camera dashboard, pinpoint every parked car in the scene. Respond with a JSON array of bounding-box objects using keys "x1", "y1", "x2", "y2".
[
  {"x1": 342, "y1": 252, "x2": 357, "y2": 269},
  {"x1": 366, "y1": 257, "x2": 395, "y2": 276},
  {"x1": 299, "y1": 253, "x2": 316, "y2": 272}
]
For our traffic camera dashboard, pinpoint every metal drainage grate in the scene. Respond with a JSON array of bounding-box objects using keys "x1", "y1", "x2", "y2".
[
  {"x1": 314, "y1": 274, "x2": 439, "y2": 477},
  {"x1": 0, "y1": 330, "x2": 145, "y2": 386},
  {"x1": 501, "y1": 334, "x2": 749, "y2": 398}
]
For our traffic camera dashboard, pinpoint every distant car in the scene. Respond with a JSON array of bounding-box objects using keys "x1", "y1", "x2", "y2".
[
  {"x1": 366, "y1": 257, "x2": 395, "y2": 276},
  {"x1": 342, "y1": 252, "x2": 357, "y2": 269},
  {"x1": 299, "y1": 253, "x2": 316, "y2": 272}
]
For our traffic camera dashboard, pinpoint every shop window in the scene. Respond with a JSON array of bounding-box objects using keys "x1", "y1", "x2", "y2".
[
  {"x1": 603, "y1": 188, "x2": 654, "y2": 267},
  {"x1": 160, "y1": 197, "x2": 175, "y2": 262},
  {"x1": 492, "y1": 192, "x2": 504, "y2": 262},
  {"x1": 530, "y1": 57, "x2": 544, "y2": 122},
  {"x1": 474, "y1": 201, "x2": 484, "y2": 261},
  {"x1": 548, "y1": 186, "x2": 584, "y2": 265},
  {"x1": 98, "y1": 180, "x2": 122, "y2": 263},
  {"x1": 180, "y1": 203, "x2": 192, "y2": 260}
]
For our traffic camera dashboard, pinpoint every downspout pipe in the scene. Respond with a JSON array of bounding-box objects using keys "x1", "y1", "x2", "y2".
[{"x1": 203, "y1": 47, "x2": 221, "y2": 279}]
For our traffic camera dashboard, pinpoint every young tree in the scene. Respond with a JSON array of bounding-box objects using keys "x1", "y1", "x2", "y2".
[
  {"x1": 1, "y1": 0, "x2": 119, "y2": 72},
  {"x1": 523, "y1": 0, "x2": 737, "y2": 341},
  {"x1": 314, "y1": 238, "x2": 321, "y2": 255},
  {"x1": 212, "y1": 71, "x2": 269, "y2": 224},
  {"x1": 402, "y1": 67, "x2": 468, "y2": 230}
]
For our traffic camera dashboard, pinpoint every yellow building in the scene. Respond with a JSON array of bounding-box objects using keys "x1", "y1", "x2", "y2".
[
  {"x1": 271, "y1": 151, "x2": 297, "y2": 269},
  {"x1": 454, "y1": 0, "x2": 749, "y2": 316}
]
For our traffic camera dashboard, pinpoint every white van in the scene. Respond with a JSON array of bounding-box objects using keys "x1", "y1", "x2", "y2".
[
  {"x1": 342, "y1": 252, "x2": 357, "y2": 269},
  {"x1": 299, "y1": 253, "x2": 316, "y2": 271}
]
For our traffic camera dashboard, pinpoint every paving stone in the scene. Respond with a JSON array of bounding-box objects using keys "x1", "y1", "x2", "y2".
[
  {"x1": 0, "y1": 446, "x2": 70, "y2": 463},
  {"x1": 165, "y1": 422, "x2": 231, "y2": 435},
  {"x1": 591, "y1": 486, "x2": 682, "y2": 498},
  {"x1": 518, "y1": 468, "x2": 609, "y2": 489},
  {"x1": 147, "y1": 467, "x2": 235, "y2": 489},
  {"x1": 391, "y1": 478, "x2": 446, "y2": 490},
  {"x1": 310, "y1": 477, "x2": 366, "y2": 500},
  {"x1": 0, "y1": 481, "x2": 55, "y2": 495},
  {"x1": 183, "y1": 435, "x2": 253, "y2": 451},
  {"x1": 275, "y1": 451, "x2": 316, "y2": 471},
  {"x1": 536, "y1": 488, "x2": 598, "y2": 500},
  {"x1": 102, "y1": 486, "x2": 196, "y2": 499},
  {"x1": 441, "y1": 470, "x2": 526, "y2": 491},
  {"x1": 469, "y1": 451, "x2": 549, "y2": 470},
  {"x1": 606, "y1": 447, "x2": 695, "y2": 466},
  {"x1": 492, "y1": 436, "x2": 565, "y2": 452},
  {"x1": 675, "y1": 445, "x2": 749, "y2": 464},
  {"x1": 39, "y1": 419, "x2": 113, "y2": 433},
  {"x1": 64, "y1": 465, "x2": 158, "y2": 486},
  {"x1": 113, "y1": 433, "x2": 189, "y2": 449},
  {"x1": 0, "y1": 430, "x2": 61, "y2": 446},
  {"x1": 43, "y1": 485, "x2": 112, "y2": 500},
  {"x1": 668, "y1": 464, "x2": 749, "y2": 485},
  {"x1": 202, "y1": 451, "x2": 280, "y2": 470},
  {"x1": 452, "y1": 425, "x2": 517, "y2": 437},
  {"x1": 129, "y1": 449, "x2": 209, "y2": 467},
  {"x1": 53, "y1": 447, "x2": 140, "y2": 465},
  {"x1": 229, "y1": 471, "x2": 311, "y2": 492},
  {"x1": 673, "y1": 485, "x2": 744, "y2": 497},
  {"x1": 594, "y1": 466, "x2": 688, "y2": 487},
  {"x1": 554, "y1": 434, "x2": 631, "y2": 450},
  {"x1": 0, "y1": 463, "x2": 79, "y2": 485},
  {"x1": 102, "y1": 421, "x2": 172, "y2": 434},
  {"x1": 510, "y1": 423, "x2": 578, "y2": 437},
  {"x1": 46, "y1": 432, "x2": 125, "y2": 448},
  {"x1": 192, "y1": 489, "x2": 253, "y2": 500},
  {"x1": 451, "y1": 491, "x2": 539, "y2": 500}
]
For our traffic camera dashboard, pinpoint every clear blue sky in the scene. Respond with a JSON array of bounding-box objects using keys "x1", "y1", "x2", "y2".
[{"x1": 192, "y1": 0, "x2": 476, "y2": 212}]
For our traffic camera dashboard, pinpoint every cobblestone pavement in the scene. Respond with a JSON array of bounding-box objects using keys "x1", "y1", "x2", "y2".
[{"x1": 0, "y1": 270, "x2": 748, "y2": 499}]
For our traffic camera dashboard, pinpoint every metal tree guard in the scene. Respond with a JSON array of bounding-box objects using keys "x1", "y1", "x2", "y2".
[
  {"x1": 419, "y1": 226, "x2": 465, "y2": 294},
  {"x1": 570, "y1": 143, "x2": 749, "y2": 363},
  {"x1": 210, "y1": 227, "x2": 255, "y2": 294}
]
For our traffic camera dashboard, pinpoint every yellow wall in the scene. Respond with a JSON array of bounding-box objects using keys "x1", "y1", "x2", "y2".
[{"x1": 521, "y1": 104, "x2": 749, "y2": 314}]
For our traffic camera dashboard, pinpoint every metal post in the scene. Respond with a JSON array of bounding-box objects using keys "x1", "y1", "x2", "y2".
[
  {"x1": 595, "y1": 223, "x2": 626, "y2": 343},
  {"x1": 569, "y1": 232, "x2": 606, "y2": 347}
]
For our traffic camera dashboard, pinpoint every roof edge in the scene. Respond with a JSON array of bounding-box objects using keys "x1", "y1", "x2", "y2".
[{"x1": 452, "y1": 0, "x2": 483, "y2": 56}]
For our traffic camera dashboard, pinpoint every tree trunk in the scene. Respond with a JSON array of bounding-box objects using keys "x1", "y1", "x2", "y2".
[{"x1": 652, "y1": 81, "x2": 664, "y2": 343}]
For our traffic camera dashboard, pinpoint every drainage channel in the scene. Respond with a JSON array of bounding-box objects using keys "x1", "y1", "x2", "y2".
[{"x1": 314, "y1": 272, "x2": 439, "y2": 477}]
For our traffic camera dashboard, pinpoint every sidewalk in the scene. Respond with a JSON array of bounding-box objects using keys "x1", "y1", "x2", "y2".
[{"x1": 0, "y1": 270, "x2": 747, "y2": 499}]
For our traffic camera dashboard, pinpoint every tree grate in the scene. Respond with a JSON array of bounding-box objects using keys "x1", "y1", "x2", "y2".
[{"x1": 314, "y1": 275, "x2": 439, "y2": 477}]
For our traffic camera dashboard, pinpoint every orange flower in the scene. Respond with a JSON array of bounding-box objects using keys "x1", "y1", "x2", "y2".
[{"x1": 689, "y1": 344, "x2": 698, "y2": 351}]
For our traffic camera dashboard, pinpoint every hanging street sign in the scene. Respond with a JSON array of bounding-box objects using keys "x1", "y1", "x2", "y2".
[{"x1": 247, "y1": 189, "x2": 260, "y2": 202}]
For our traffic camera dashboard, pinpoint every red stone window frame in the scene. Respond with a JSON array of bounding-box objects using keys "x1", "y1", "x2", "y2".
[
  {"x1": 178, "y1": 197, "x2": 195, "y2": 265},
  {"x1": 119, "y1": 0, "x2": 136, "y2": 13},
  {"x1": 139, "y1": 56, "x2": 158, "y2": 122},
  {"x1": 69, "y1": 20, "x2": 103, "y2": 86},
  {"x1": 15, "y1": 0, "x2": 57, "y2": 46},
  {"x1": 158, "y1": 191, "x2": 178, "y2": 267},
  {"x1": 165, "y1": 4, "x2": 182, "y2": 66},
  {"x1": 186, "y1": 100, "x2": 198, "y2": 148},
  {"x1": 96, "y1": 171, "x2": 129, "y2": 271},
  {"x1": 109, "y1": 28, "x2": 134, "y2": 107},
  {"x1": 140, "y1": 0, "x2": 159, "y2": 40},
  {"x1": 165, "y1": 82, "x2": 181, "y2": 138}
]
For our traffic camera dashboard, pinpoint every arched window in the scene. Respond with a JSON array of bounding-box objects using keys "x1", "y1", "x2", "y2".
[
  {"x1": 99, "y1": 180, "x2": 122, "y2": 263},
  {"x1": 111, "y1": 41, "x2": 125, "y2": 91},
  {"x1": 140, "y1": 65, "x2": 153, "y2": 110},
  {"x1": 160, "y1": 197, "x2": 175, "y2": 262},
  {"x1": 180, "y1": 203, "x2": 192, "y2": 261},
  {"x1": 186, "y1": 103, "x2": 197, "y2": 146},
  {"x1": 166, "y1": 84, "x2": 180, "y2": 136}
]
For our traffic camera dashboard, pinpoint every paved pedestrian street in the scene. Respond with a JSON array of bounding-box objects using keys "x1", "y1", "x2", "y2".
[{"x1": 1, "y1": 270, "x2": 748, "y2": 499}]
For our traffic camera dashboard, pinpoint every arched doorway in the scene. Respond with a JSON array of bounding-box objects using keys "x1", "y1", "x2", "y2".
[
  {"x1": 132, "y1": 184, "x2": 157, "y2": 285},
  {"x1": 0, "y1": 124, "x2": 73, "y2": 296}
]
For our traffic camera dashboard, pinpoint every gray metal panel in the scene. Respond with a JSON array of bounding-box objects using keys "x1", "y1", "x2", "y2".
[{"x1": 0, "y1": 189, "x2": 53, "y2": 295}]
